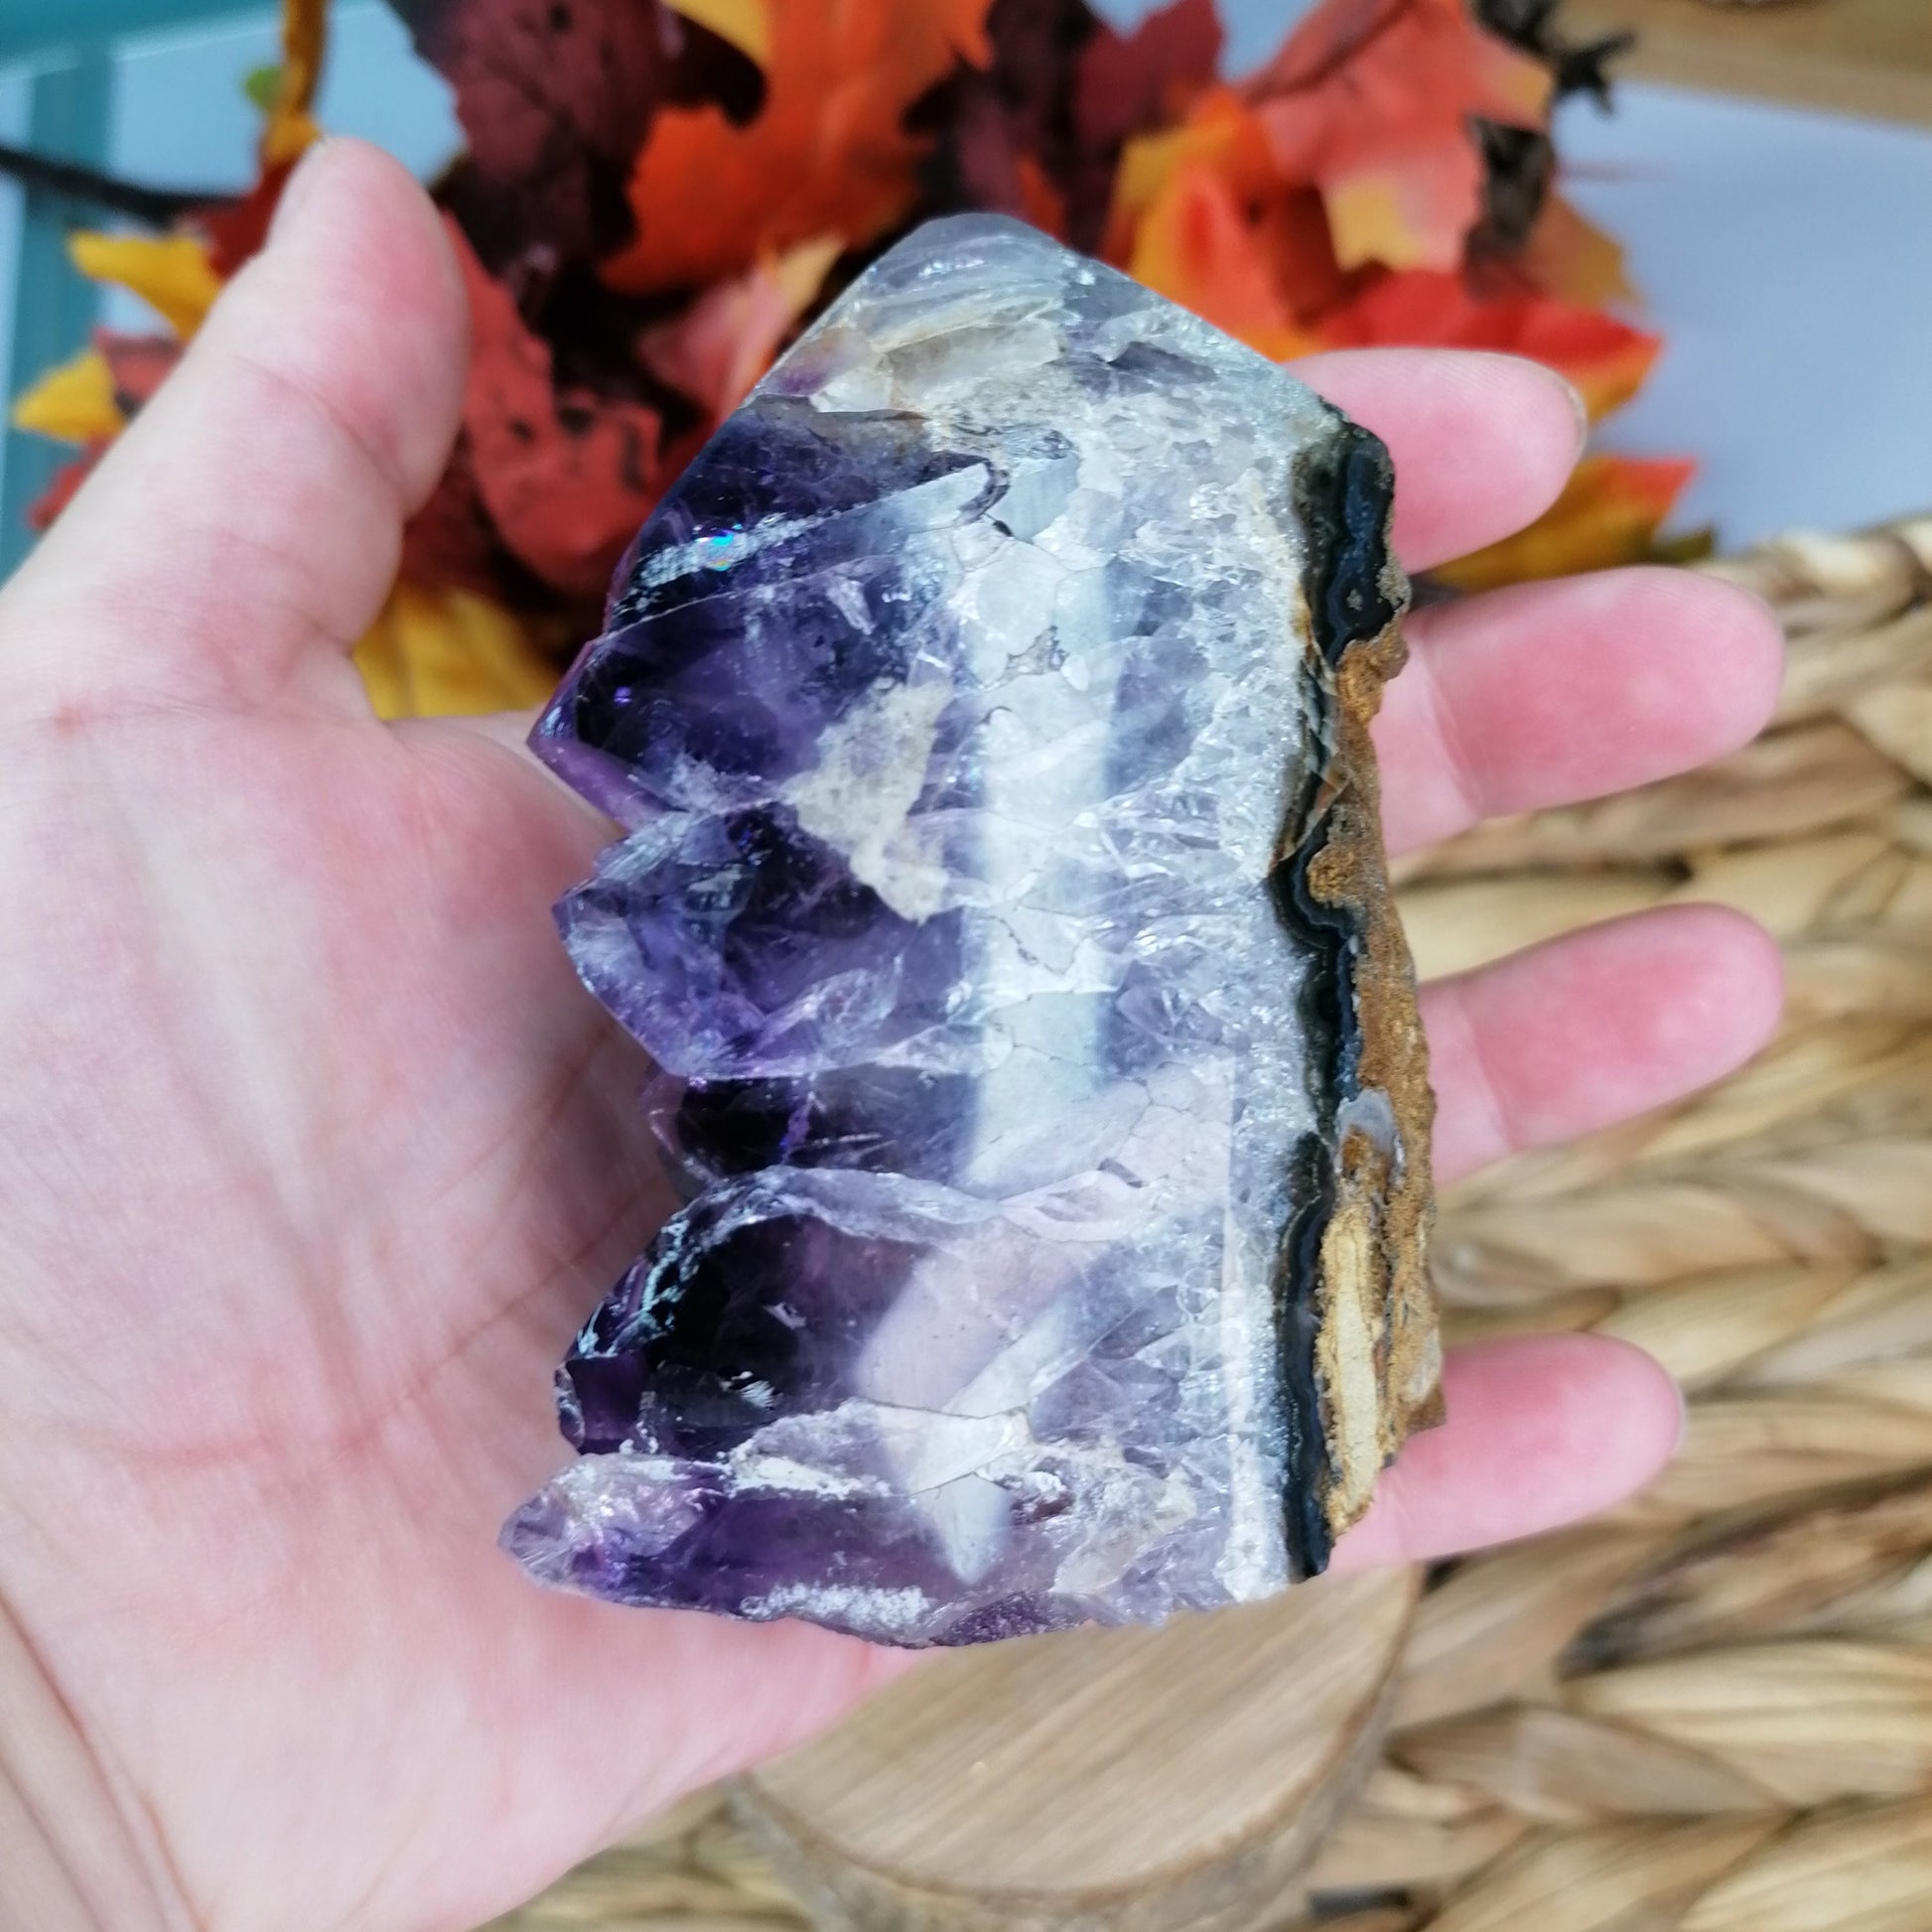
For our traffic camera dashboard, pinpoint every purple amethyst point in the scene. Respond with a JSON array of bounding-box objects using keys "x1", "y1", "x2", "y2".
[{"x1": 506, "y1": 215, "x2": 1440, "y2": 1647}]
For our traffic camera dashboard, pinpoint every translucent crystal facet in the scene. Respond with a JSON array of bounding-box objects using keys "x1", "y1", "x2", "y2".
[{"x1": 505, "y1": 214, "x2": 1437, "y2": 1647}]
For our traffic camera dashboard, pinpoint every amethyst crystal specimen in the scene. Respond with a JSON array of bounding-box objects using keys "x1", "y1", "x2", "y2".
[{"x1": 506, "y1": 215, "x2": 1439, "y2": 1647}]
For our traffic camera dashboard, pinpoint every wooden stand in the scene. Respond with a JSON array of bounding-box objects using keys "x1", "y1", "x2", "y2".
[{"x1": 735, "y1": 1568, "x2": 1419, "y2": 1932}]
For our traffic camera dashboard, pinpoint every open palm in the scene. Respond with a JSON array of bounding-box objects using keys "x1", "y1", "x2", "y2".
[{"x1": 0, "y1": 146, "x2": 1784, "y2": 1932}]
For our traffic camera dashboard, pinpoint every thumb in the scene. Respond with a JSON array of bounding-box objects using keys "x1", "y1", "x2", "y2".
[{"x1": 3, "y1": 139, "x2": 468, "y2": 718}]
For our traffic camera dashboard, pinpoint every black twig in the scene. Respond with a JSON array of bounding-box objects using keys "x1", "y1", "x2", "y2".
[{"x1": 0, "y1": 141, "x2": 235, "y2": 227}]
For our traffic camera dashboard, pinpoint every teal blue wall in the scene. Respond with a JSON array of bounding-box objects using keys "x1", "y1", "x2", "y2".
[{"x1": 0, "y1": 1, "x2": 463, "y2": 571}]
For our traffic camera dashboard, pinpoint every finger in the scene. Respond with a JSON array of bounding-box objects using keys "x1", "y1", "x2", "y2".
[
  {"x1": 443, "y1": 706, "x2": 545, "y2": 757},
  {"x1": 1376, "y1": 567, "x2": 1786, "y2": 856},
  {"x1": 404, "y1": 708, "x2": 620, "y2": 867},
  {"x1": 1330, "y1": 1334, "x2": 1683, "y2": 1572},
  {"x1": 5, "y1": 140, "x2": 467, "y2": 717},
  {"x1": 1425, "y1": 903, "x2": 1785, "y2": 1184},
  {"x1": 1292, "y1": 348, "x2": 1585, "y2": 572}
]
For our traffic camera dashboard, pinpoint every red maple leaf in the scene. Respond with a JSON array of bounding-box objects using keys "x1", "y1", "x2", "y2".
[
  {"x1": 1315, "y1": 268, "x2": 1661, "y2": 419},
  {"x1": 1074, "y1": 0, "x2": 1221, "y2": 154},
  {"x1": 1241, "y1": 0, "x2": 1551, "y2": 273},
  {"x1": 450, "y1": 220, "x2": 667, "y2": 601},
  {"x1": 203, "y1": 160, "x2": 299, "y2": 278}
]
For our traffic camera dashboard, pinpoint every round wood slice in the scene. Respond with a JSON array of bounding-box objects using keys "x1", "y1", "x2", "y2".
[{"x1": 736, "y1": 1566, "x2": 1420, "y2": 1932}]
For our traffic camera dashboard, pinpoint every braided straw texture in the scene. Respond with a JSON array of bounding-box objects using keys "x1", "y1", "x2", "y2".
[{"x1": 496, "y1": 516, "x2": 1932, "y2": 1932}]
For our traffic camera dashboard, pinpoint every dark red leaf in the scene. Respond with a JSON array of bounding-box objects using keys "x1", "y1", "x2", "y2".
[
  {"x1": 1073, "y1": 0, "x2": 1221, "y2": 153},
  {"x1": 202, "y1": 160, "x2": 295, "y2": 278},
  {"x1": 29, "y1": 451, "x2": 101, "y2": 531},
  {"x1": 399, "y1": 437, "x2": 524, "y2": 603},
  {"x1": 916, "y1": 0, "x2": 1132, "y2": 251},
  {"x1": 394, "y1": 0, "x2": 760, "y2": 267}
]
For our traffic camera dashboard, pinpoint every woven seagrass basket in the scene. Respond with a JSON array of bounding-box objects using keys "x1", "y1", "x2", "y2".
[{"x1": 496, "y1": 516, "x2": 1932, "y2": 1932}]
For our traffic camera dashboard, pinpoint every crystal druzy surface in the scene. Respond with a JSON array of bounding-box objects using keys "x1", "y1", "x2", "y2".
[{"x1": 506, "y1": 214, "x2": 1439, "y2": 1647}]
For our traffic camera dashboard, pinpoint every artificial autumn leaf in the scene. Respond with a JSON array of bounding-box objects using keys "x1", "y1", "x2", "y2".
[
  {"x1": 1129, "y1": 161, "x2": 1314, "y2": 360},
  {"x1": 1107, "y1": 90, "x2": 1348, "y2": 327},
  {"x1": 13, "y1": 334, "x2": 178, "y2": 510},
  {"x1": 393, "y1": 0, "x2": 759, "y2": 265},
  {"x1": 452, "y1": 221, "x2": 666, "y2": 602},
  {"x1": 397, "y1": 437, "x2": 527, "y2": 603},
  {"x1": 352, "y1": 580, "x2": 559, "y2": 719},
  {"x1": 203, "y1": 162, "x2": 297, "y2": 278},
  {"x1": 637, "y1": 236, "x2": 840, "y2": 419},
  {"x1": 1240, "y1": 0, "x2": 1551, "y2": 274},
  {"x1": 1432, "y1": 452, "x2": 1696, "y2": 593},
  {"x1": 17, "y1": 332, "x2": 178, "y2": 435},
  {"x1": 1073, "y1": 0, "x2": 1221, "y2": 154},
  {"x1": 69, "y1": 232, "x2": 221, "y2": 338},
  {"x1": 1518, "y1": 191, "x2": 1636, "y2": 308},
  {"x1": 664, "y1": 0, "x2": 770, "y2": 67},
  {"x1": 202, "y1": 0, "x2": 324, "y2": 276},
  {"x1": 262, "y1": 0, "x2": 328, "y2": 166},
  {"x1": 1316, "y1": 269, "x2": 1659, "y2": 419},
  {"x1": 605, "y1": 0, "x2": 996, "y2": 294},
  {"x1": 29, "y1": 454, "x2": 103, "y2": 532},
  {"x1": 1104, "y1": 89, "x2": 1279, "y2": 263},
  {"x1": 102, "y1": 333, "x2": 185, "y2": 412},
  {"x1": 12, "y1": 347, "x2": 123, "y2": 444},
  {"x1": 921, "y1": 0, "x2": 1111, "y2": 250}
]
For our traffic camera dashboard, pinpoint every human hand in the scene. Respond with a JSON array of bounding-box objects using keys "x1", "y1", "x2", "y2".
[{"x1": 0, "y1": 143, "x2": 1783, "y2": 1932}]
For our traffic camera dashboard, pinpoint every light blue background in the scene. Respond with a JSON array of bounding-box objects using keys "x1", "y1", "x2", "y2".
[{"x1": 1, "y1": 0, "x2": 1928, "y2": 568}]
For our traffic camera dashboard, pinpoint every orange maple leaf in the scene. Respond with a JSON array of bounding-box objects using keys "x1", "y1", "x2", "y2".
[
  {"x1": 1518, "y1": 192, "x2": 1636, "y2": 309},
  {"x1": 1241, "y1": 0, "x2": 1550, "y2": 274},
  {"x1": 1315, "y1": 269, "x2": 1661, "y2": 420},
  {"x1": 1104, "y1": 89, "x2": 1277, "y2": 263},
  {"x1": 1128, "y1": 160, "x2": 1317, "y2": 361},
  {"x1": 605, "y1": 0, "x2": 994, "y2": 294},
  {"x1": 1106, "y1": 89, "x2": 1348, "y2": 341},
  {"x1": 1433, "y1": 453, "x2": 1698, "y2": 593}
]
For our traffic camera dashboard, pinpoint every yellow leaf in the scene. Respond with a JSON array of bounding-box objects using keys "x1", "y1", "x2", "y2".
[
  {"x1": 69, "y1": 232, "x2": 221, "y2": 339},
  {"x1": 769, "y1": 233, "x2": 843, "y2": 315},
  {"x1": 353, "y1": 582, "x2": 559, "y2": 721},
  {"x1": 1323, "y1": 173, "x2": 1433, "y2": 274},
  {"x1": 11, "y1": 347, "x2": 124, "y2": 444},
  {"x1": 665, "y1": 0, "x2": 772, "y2": 67},
  {"x1": 262, "y1": 0, "x2": 328, "y2": 167},
  {"x1": 1433, "y1": 454, "x2": 1698, "y2": 594}
]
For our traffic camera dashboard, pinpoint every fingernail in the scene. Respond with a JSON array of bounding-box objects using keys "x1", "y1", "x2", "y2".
[{"x1": 268, "y1": 137, "x2": 334, "y2": 246}]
